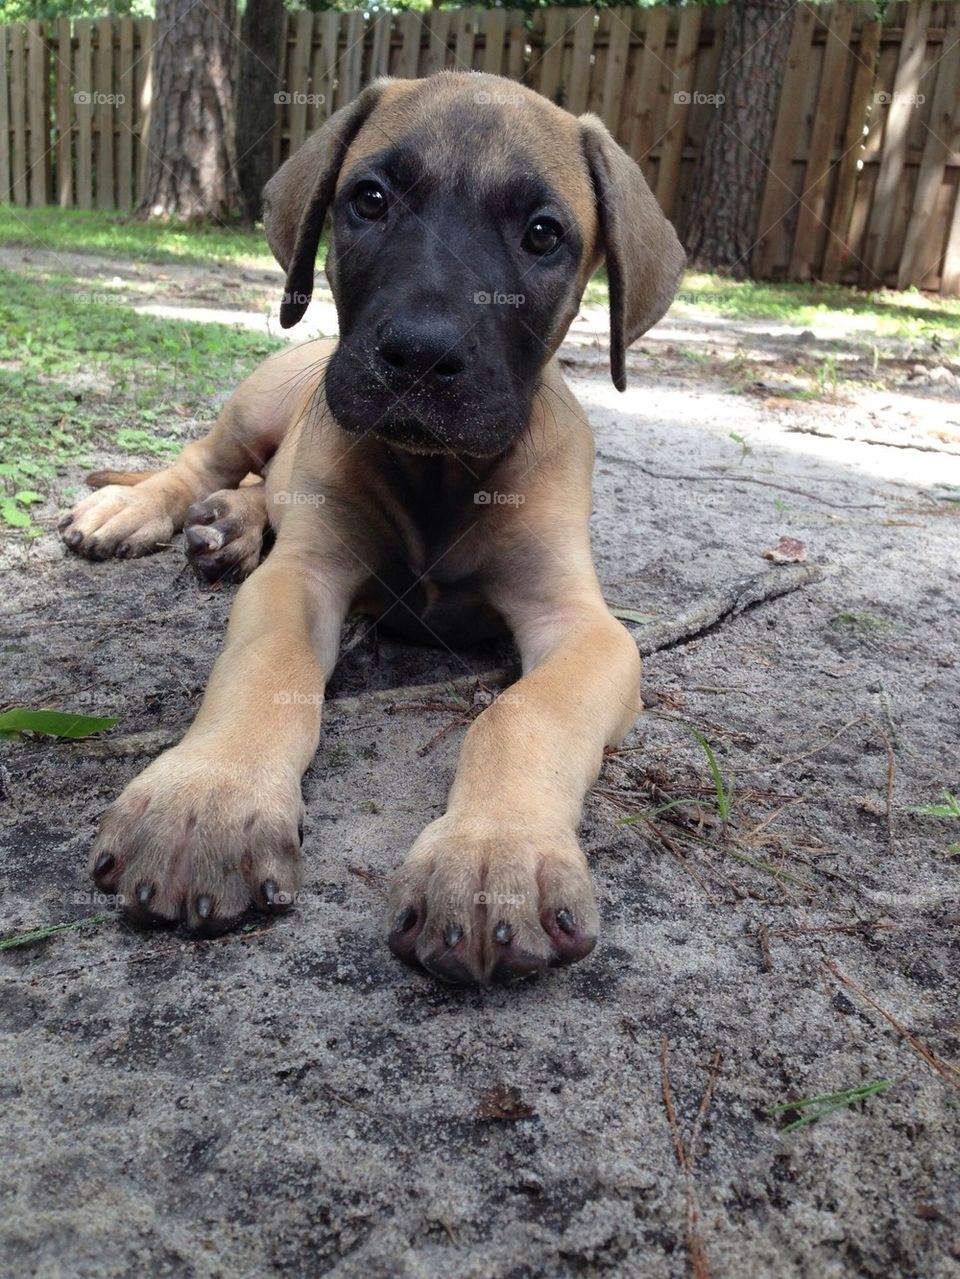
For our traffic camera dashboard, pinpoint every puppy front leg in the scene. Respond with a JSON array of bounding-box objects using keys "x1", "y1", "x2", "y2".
[
  {"x1": 386, "y1": 593, "x2": 641, "y2": 984},
  {"x1": 90, "y1": 546, "x2": 357, "y2": 932}
]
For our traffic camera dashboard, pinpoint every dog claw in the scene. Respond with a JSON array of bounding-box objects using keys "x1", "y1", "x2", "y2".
[
  {"x1": 93, "y1": 852, "x2": 115, "y2": 878},
  {"x1": 444, "y1": 923, "x2": 463, "y2": 948},
  {"x1": 136, "y1": 881, "x2": 155, "y2": 907},
  {"x1": 186, "y1": 502, "x2": 217, "y2": 526},
  {"x1": 395, "y1": 906, "x2": 418, "y2": 933},
  {"x1": 262, "y1": 878, "x2": 278, "y2": 908},
  {"x1": 493, "y1": 920, "x2": 512, "y2": 944},
  {"x1": 196, "y1": 894, "x2": 213, "y2": 920},
  {"x1": 556, "y1": 907, "x2": 576, "y2": 935}
]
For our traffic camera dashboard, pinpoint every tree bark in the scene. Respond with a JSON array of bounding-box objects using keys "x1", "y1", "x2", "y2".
[
  {"x1": 235, "y1": 0, "x2": 285, "y2": 223},
  {"x1": 684, "y1": 0, "x2": 795, "y2": 274},
  {"x1": 138, "y1": 0, "x2": 240, "y2": 220}
]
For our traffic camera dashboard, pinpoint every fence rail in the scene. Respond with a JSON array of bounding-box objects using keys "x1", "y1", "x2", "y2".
[{"x1": 1, "y1": 3, "x2": 959, "y2": 293}]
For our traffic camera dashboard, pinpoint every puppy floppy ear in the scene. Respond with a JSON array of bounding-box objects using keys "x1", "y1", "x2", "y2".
[
  {"x1": 579, "y1": 115, "x2": 685, "y2": 391},
  {"x1": 263, "y1": 83, "x2": 386, "y2": 328}
]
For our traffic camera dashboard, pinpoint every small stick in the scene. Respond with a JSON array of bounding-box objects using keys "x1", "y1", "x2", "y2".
[
  {"x1": 823, "y1": 960, "x2": 960, "y2": 1092},
  {"x1": 67, "y1": 567, "x2": 825, "y2": 759},
  {"x1": 660, "y1": 1036, "x2": 689, "y2": 1172}
]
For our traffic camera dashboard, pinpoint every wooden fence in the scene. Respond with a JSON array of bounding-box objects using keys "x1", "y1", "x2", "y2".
[{"x1": 1, "y1": 3, "x2": 959, "y2": 293}]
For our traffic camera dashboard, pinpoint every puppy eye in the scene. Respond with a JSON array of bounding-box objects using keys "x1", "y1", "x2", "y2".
[
  {"x1": 352, "y1": 182, "x2": 388, "y2": 221},
  {"x1": 522, "y1": 218, "x2": 563, "y2": 256}
]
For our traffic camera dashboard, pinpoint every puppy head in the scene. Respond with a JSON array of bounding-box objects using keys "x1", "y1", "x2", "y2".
[{"x1": 263, "y1": 73, "x2": 684, "y2": 454}]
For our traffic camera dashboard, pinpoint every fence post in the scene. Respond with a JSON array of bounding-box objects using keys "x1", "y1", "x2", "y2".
[
  {"x1": 0, "y1": 28, "x2": 11, "y2": 204},
  {"x1": 54, "y1": 17, "x2": 72, "y2": 207}
]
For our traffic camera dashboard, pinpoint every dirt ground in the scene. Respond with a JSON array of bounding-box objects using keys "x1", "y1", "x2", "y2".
[{"x1": 1, "y1": 254, "x2": 959, "y2": 1278}]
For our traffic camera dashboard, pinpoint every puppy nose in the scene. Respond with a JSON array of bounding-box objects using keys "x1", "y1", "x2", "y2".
[{"x1": 376, "y1": 317, "x2": 468, "y2": 383}]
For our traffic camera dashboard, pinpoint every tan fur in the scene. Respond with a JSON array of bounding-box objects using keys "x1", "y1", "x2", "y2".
[{"x1": 60, "y1": 73, "x2": 682, "y2": 983}]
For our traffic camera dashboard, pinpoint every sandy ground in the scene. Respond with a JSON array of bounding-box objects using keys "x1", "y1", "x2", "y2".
[{"x1": 1, "y1": 250, "x2": 959, "y2": 1278}]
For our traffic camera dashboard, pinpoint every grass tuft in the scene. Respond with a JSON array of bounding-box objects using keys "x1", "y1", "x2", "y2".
[{"x1": 769, "y1": 1079, "x2": 895, "y2": 1132}]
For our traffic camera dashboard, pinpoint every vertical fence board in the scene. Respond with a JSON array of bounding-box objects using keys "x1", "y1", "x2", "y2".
[
  {"x1": 369, "y1": 11, "x2": 391, "y2": 80},
  {"x1": 134, "y1": 18, "x2": 153, "y2": 205},
  {"x1": 74, "y1": 20, "x2": 92, "y2": 208},
  {"x1": 54, "y1": 17, "x2": 72, "y2": 207},
  {"x1": 116, "y1": 17, "x2": 133, "y2": 208},
  {"x1": 860, "y1": 0, "x2": 933, "y2": 285},
  {"x1": 337, "y1": 11, "x2": 365, "y2": 109},
  {"x1": 95, "y1": 18, "x2": 114, "y2": 209},
  {"x1": 398, "y1": 10, "x2": 422, "y2": 79},
  {"x1": 655, "y1": 6, "x2": 701, "y2": 219},
  {"x1": 898, "y1": 4, "x2": 960, "y2": 286},
  {"x1": 790, "y1": 3, "x2": 857, "y2": 279},
  {"x1": 599, "y1": 9, "x2": 631, "y2": 136},
  {"x1": 752, "y1": 4, "x2": 819, "y2": 277},
  {"x1": 0, "y1": 28, "x2": 10, "y2": 203},
  {"x1": 506, "y1": 9, "x2": 525, "y2": 82},
  {"x1": 314, "y1": 11, "x2": 340, "y2": 131},
  {"x1": 27, "y1": 21, "x2": 49, "y2": 207},
  {"x1": 941, "y1": 177, "x2": 960, "y2": 293},
  {"x1": 627, "y1": 6, "x2": 669, "y2": 175},
  {"x1": 423, "y1": 10, "x2": 450, "y2": 74},
  {"x1": 822, "y1": 16, "x2": 881, "y2": 281},
  {"x1": 483, "y1": 7, "x2": 507, "y2": 75},
  {"x1": 534, "y1": 8, "x2": 568, "y2": 103},
  {"x1": 10, "y1": 25, "x2": 26, "y2": 204},
  {"x1": 565, "y1": 9, "x2": 595, "y2": 116},
  {"x1": 287, "y1": 9, "x2": 313, "y2": 156},
  {"x1": 453, "y1": 8, "x2": 477, "y2": 71}
]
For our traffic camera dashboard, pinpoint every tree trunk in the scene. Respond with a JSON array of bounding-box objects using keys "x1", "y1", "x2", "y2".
[
  {"x1": 138, "y1": 0, "x2": 239, "y2": 220},
  {"x1": 235, "y1": 0, "x2": 285, "y2": 223},
  {"x1": 684, "y1": 0, "x2": 795, "y2": 275}
]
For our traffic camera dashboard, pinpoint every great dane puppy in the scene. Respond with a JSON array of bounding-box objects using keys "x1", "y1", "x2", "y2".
[{"x1": 60, "y1": 72, "x2": 684, "y2": 985}]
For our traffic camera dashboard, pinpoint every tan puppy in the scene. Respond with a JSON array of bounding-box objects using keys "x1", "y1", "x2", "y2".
[{"x1": 59, "y1": 72, "x2": 684, "y2": 985}]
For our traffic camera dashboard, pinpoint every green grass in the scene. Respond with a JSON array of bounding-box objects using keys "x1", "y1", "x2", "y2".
[
  {"x1": 0, "y1": 205, "x2": 275, "y2": 268},
  {"x1": 5, "y1": 208, "x2": 959, "y2": 351},
  {"x1": 830, "y1": 611, "x2": 893, "y2": 636},
  {"x1": 0, "y1": 913, "x2": 112, "y2": 951},
  {"x1": 905, "y1": 790, "x2": 960, "y2": 819},
  {"x1": 0, "y1": 266, "x2": 282, "y2": 533},
  {"x1": 769, "y1": 1079, "x2": 895, "y2": 1133},
  {"x1": 0, "y1": 708, "x2": 118, "y2": 740},
  {"x1": 674, "y1": 271, "x2": 960, "y2": 349}
]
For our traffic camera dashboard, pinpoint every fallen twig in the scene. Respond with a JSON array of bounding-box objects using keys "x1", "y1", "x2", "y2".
[
  {"x1": 597, "y1": 453, "x2": 885, "y2": 510},
  {"x1": 65, "y1": 567, "x2": 824, "y2": 759},
  {"x1": 823, "y1": 960, "x2": 960, "y2": 1093},
  {"x1": 660, "y1": 1037, "x2": 719, "y2": 1279}
]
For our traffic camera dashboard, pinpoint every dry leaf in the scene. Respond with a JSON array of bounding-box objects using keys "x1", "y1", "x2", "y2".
[
  {"x1": 476, "y1": 1085, "x2": 535, "y2": 1122},
  {"x1": 762, "y1": 536, "x2": 807, "y2": 564}
]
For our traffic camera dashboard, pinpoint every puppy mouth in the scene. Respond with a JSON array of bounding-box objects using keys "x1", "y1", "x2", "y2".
[
  {"x1": 374, "y1": 415, "x2": 449, "y2": 453},
  {"x1": 324, "y1": 341, "x2": 530, "y2": 456}
]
